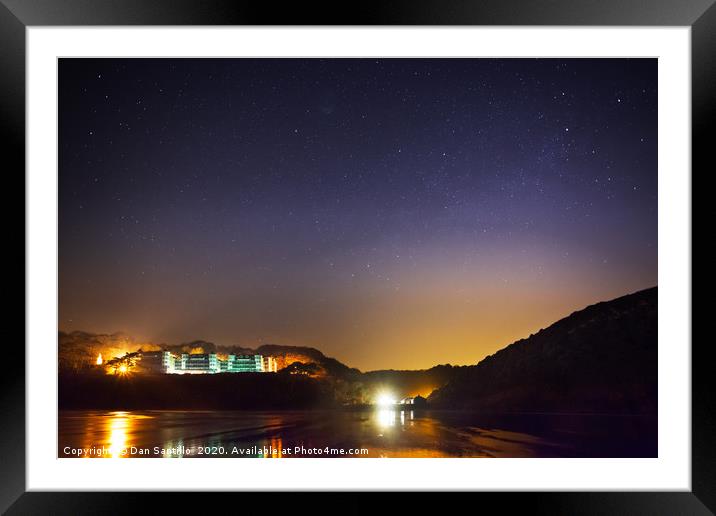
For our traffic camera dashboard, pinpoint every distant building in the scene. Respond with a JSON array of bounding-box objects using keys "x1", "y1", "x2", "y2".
[
  {"x1": 176, "y1": 353, "x2": 220, "y2": 374},
  {"x1": 137, "y1": 351, "x2": 174, "y2": 374},
  {"x1": 412, "y1": 395, "x2": 427, "y2": 407},
  {"x1": 399, "y1": 395, "x2": 427, "y2": 407},
  {"x1": 262, "y1": 356, "x2": 278, "y2": 373},
  {"x1": 116, "y1": 350, "x2": 278, "y2": 375},
  {"x1": 227, "y1": 354, "x2": 264, "y2": 373}
]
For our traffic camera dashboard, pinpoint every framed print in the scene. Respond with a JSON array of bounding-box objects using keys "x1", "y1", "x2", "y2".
[{"x1": 5, "y1": 0, "x2": 709, "y2": 512}]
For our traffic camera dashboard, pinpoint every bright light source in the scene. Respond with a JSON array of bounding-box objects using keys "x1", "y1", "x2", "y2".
[
  {"x1": 118, "y1": 364, "x2": 128, "y2": 374},
  {"x1": 96, "y1": 353, "x2": 103, "y2": 365},
  {"x1": 376, "y1": 392, "x2": 396, "y2": 407}
]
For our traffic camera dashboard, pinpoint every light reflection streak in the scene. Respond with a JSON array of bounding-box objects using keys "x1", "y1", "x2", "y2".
[
  {"x1": 107, "y1": 411, "x2": 130, "y2": 458},
  {"x1": 266, "y1": 437, "x2": 283, "y2": 458},
  {"x1": 377, "y1": 408, "x2": 397, "y2": 429}
]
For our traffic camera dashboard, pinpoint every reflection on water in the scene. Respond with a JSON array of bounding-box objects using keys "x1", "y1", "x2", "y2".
[
  {"x1": 73, "y1": 411, "x2": 155, "y2": 458},
  {"x1": 59, "y1": 409, "x2": 656, "y2": 458},
  {"x1": 377, "y1": 408, "x2": 415, "y2": 431},
  {"x1": 266, "y1": 437, "x2": 283, "y2": 458},
  {"x1": 108, "y1": 412, "x2": 129, "y2": 458},
  {"x1": 376, "y1": 408, "x2": 396, "y2": 429}
]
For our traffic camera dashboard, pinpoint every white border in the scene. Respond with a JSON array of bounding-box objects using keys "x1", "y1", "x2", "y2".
[{"x1": 27, "y1": 27, "x2": 691, "y2": 491}]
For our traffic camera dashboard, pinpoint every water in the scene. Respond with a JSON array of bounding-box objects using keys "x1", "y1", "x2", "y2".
[{"x1": 58, "y1": 409, "x2": 656, "y2": 458}]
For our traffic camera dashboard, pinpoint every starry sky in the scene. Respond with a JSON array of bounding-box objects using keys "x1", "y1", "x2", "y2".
[{"x1": 59, "y1": 58, "x2": 657, "y2": 371}]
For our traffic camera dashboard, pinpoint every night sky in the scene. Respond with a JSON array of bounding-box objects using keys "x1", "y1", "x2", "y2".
[{"x1": 59, "y1": 58, "x2": 657, "y2": 371}]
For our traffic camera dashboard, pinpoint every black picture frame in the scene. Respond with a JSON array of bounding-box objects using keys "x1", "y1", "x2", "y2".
[{"x1": 4, "y1": 1, "x2": 707, "y2": 513}]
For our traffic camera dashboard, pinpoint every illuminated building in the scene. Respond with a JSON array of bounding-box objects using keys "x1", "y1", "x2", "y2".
[
  {"x1": 399, "y1": 395, "x2": 427, "y2": 407},
  {"x1": 137, "y1": 351, "x2": 175, "y2": 374},
  {"x1": 175, "y1": 353, "x2": 220, "y2": 374},
  {"x1": 262, "y1": 356, "x2": 278, "y2": 373},
  {"x1": 102, "y1": 350, "x2": 278, "y2": 375},
  {"x1": 227, "y1": 354, "x2": 264, "y2": 373}
]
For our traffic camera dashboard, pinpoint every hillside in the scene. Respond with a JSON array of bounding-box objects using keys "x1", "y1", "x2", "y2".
[
  {"x1": 361, "y1": 365, "x2": 465, "y2": 399},
  {"x1": 255, "y1": 344, "x2": 361, "y2": 378},
  {"x1": 428, "y1": 287, "x2": 658, "y2": 414},
  {"x1": 58, "y1": 332, "x2": 357, "y2": 377}
]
